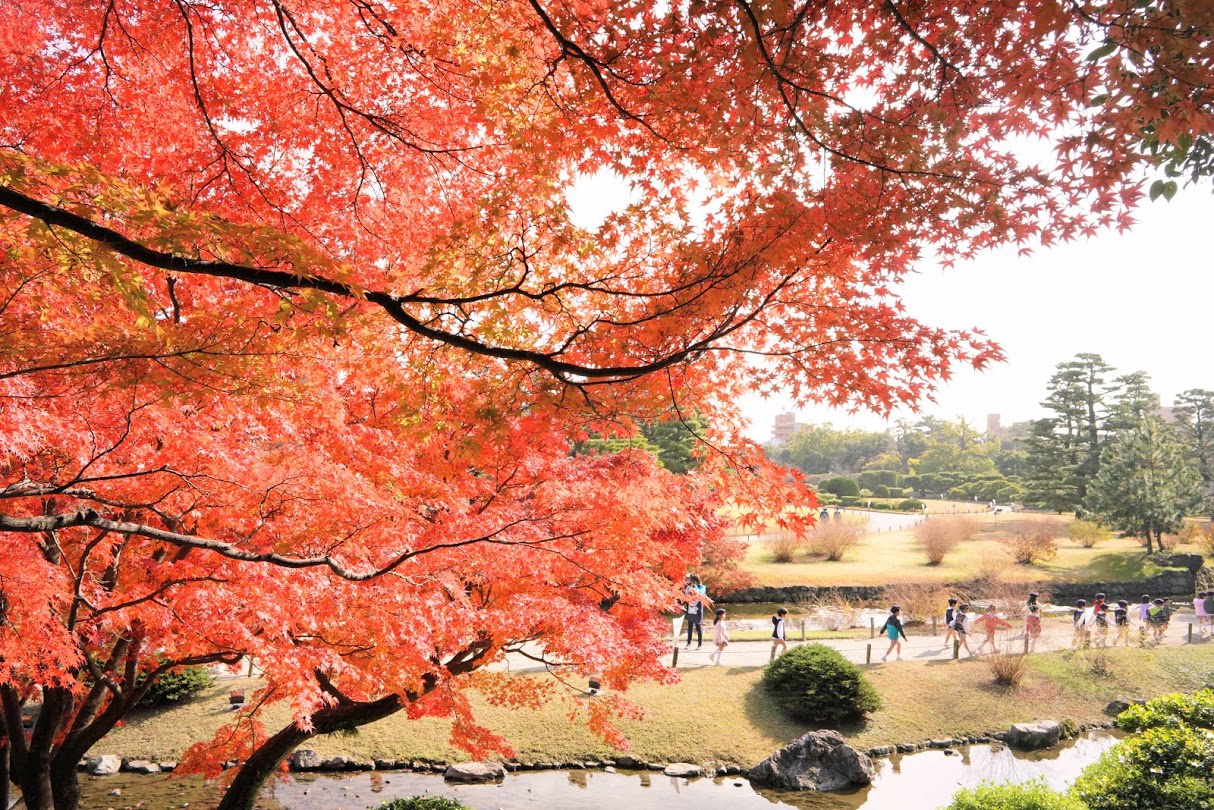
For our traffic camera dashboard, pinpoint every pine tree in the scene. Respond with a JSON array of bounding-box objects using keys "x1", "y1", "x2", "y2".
[
  {"x1": 1090, "y1": 414, "x2": 1200, "y2": 554},
  {"x1": 1174, "y1": 389, "x2": 1214, "y2": 518}
]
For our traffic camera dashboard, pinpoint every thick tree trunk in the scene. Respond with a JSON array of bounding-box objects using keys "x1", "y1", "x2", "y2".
[
  {"x1": 2, "y1": 742, "x2": 9, "y2": 810},
  {"x1": 216, "y1": 695, "x2": 403, "y2": 810},
  {"x1": 17, "y1": 760, "x2": 54, "y2": 810},
  {"x1": 49, "y1": 759, "x2": 82, "y2": 810}
]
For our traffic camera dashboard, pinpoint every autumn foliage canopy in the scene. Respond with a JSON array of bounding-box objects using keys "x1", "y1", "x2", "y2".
[{"x1": 0, "y1": 0, "x2": 1210, "y2": 806}]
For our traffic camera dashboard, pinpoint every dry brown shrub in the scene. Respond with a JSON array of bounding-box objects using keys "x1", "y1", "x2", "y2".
[
  {"x1": 1069, "y1": 520, "x2": 1112, "y2": 549},
  {"x1": 881, "y1": 582, "x2": 967, "y2": 625},
  {"x1": 986, "y1": 648, "x2": 1029, "y2": 687},
  {"x1": 1177, "y1": 521, "x2": 1214, "y2": 553},
  {"x1": 1001, "y1": 519, "x2": 1060, "y2": 564},
  {"x1": 915, "y1": 516, "x2": 975, "y2": 565},
  {"x1": 1082, "y1": 647, "x2": 1113, "y2": 676},
  {"x1": 810, "y1": 522, "x2": 863, "y2": 562},
  {"x1": 765, "y1": 531, "x2": 805, "y2": 563}
]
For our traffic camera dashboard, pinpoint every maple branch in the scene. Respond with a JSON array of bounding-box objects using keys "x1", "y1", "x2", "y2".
[
  {"x1": 0, "y1": 184, "x2": 731, "y2": 382},
  {"x1": 881, "y1": 0, "x2": 963, "y2": 79},
  {"x1": 0, "y1": 509, "x2": 590, "y2": 582},
  {"x1": 526, "y1": 0, "x2": 666, "y2": 141},
  {"x1": 216, "y1": 642, "x2": 494, "y2": 810}
]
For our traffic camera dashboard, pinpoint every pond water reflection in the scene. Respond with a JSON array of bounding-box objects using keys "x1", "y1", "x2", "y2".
[{"x1": 254, "y1": 731, "x2": 1119, "y2": 810}]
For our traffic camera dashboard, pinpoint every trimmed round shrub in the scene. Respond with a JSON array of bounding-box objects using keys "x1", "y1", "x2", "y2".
[
  {"x1": 898, "y1": 498, "x2": 925, "y2": 512},
  {"x1": 378, "y1": 798, "x2": 471, "y2": 810},
  {"x1": 946, "y1": 780, "x2": 1085, "y2": 810},
  {"x1": 821, "y1": 476, "x2": 860, "y2": 497},
  {"x1": 760, "y1": 643, "x2": 880, "y2": 724},
  {"x1": 137, "y1": 665, "x2": 216, "y2": 707}
]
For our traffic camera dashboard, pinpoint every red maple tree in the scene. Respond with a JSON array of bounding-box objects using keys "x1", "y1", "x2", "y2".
[{"x1": 1, "y1": 0, "x2": 1209, "y2": 808}]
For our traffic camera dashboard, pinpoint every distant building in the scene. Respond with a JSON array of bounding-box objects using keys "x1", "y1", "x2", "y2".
[
  {"x1": 772, "y1": 412, "x2": 809, "y2": 444},
  {"x1": 986, "y1": 413, "x2": 1002, "y2": 436},
  {"x1": 1157, "y1": 405, "x2": 1178, "y2": 424}
]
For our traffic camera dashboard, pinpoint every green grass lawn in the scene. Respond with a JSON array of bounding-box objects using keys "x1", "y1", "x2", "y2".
[
  {"x1": 101, "y1": 646, "x2": 1214, "y2": 769},
  {"x1": 740, "y1": 508, "x2": 1200, "y2": 587}
]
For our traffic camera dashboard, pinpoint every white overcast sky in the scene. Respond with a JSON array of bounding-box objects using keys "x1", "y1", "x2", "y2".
[
  {"x1": 568, "y1": 175, "x2": 1214, "y2": 444},
  {"x1": 736, "y1": 188, "x2": 1214, "y2": 442}
]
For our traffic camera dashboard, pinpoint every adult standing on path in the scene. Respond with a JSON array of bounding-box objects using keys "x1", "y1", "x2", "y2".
[{"x1": 682, "y1": 574, "x2": 710, "y2": 649}]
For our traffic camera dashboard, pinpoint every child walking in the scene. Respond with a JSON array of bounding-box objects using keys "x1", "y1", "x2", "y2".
[
  {"x1": 1093, "y1": 604, "x2": 1110, "y2": 647},
  {"x1": 1148, "y1": 598, "x2": 1170, "y2": 645},
  {"x1": 771, "y1": 608, "x2": 789, "y2": 657},
  {"x1": 1025, "y1": 604, "x2": 1042, "y2": 651},
  {"x1": 880, "y1": 605, "x2": 908, "y2": 661},
  {"x1": 1072, "y1": 599, "x2": 1090, "y2": 648},
  {"x1": 976, "y1": 605, "x2": 1011, "y2": 654},
  {"x1": 1114, "y1": 600, "x2": 1131, "y2": 646},
  {"x1": 710, "y1": 608, "x2": 730, "y2": 665},
  {"x1": 1138, "y1": 595, "x2": 1151, "y2": 645},
  {"x1": 943, "y1": 598, "x2": 959, "y2": 648},
  {"x1": 952, "y1": 603, "x2": 972, "y2": 657}
]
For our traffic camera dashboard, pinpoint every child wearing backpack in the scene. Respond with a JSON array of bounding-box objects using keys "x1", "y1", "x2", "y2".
[
  {"x1": 943, "y1": 598, "x2": 959, "y2": 648},
  {"x1": 1093, "y1": 604, "x2": 1110, "y2": 647},
  {"x1": 952, "y1": 604, "x2": 972, "y2": 657},
  {"x1": 771, "y1": 608, "x2": 789, "y2": 657},
  {"x1": 880, "y1": 605, "x2": 909, "y2": 662},
  {"x1": 1147, "y1": 598, "x2": 1169, "y2": 644},
  {"x1": 1114, "y1": 600, "x2": 1131, "y2": 646}
]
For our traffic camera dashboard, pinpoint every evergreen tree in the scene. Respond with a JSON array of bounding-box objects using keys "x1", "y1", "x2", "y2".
[
  {"x1": 1090, "y1": 414, "x2": 1200, "y2": 554},
  {"x1": 1023, "y1": 354, "x2": 1116, "y2": 514},
  {"x1": 639, "y1": 414, "x2": 707, "y2": 475},
  {"x1": 1174, "y1": 389, "x2": 1214, "y2": 518}
]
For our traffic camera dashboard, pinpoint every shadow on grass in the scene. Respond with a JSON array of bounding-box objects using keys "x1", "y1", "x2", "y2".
[{"x1": 1065, "y1": 552, "x2": 1160, "y2": 582}]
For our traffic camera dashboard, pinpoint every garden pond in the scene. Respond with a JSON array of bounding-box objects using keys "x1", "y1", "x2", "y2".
[{"x1": 76, "y1": 730, "x2": 1120, "y2": 810}]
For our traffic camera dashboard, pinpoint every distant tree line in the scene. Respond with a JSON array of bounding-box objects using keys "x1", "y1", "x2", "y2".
[{"x1": 766, "y1": 352, "x2": 1212, "y2": 552}]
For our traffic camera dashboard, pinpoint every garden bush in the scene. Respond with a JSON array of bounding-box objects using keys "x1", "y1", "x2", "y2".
[
  {"x1": 810, "y1": 522, "x2": 863, "y2": 561},
  {"x1": 766, "y1": 531, "x2": 805, "y2": 563},
  {"x1": 897, "y1": 498, "x2": 925, "y2": 512},
  {"x1": 378, "y1": 798, "x2": 471, "y2": 810},
  {"x1": 821, "y1": 476, "x2": 860, "y2": 497},
  {"x1": 945, "y1": 780, "x2": 1085, "y2": 810},
  {"x1": 1069, "y1": 520, "x2": 1111, "y2": 549},
  {"x1": 137, "y1": 665, "x2": 216, "y2": 708},
  {"x1": 1000, "y1": 519, "x2": 1059, "y2": 564},
  {"x1": 1115, "y1": 689, "x2": 1214, "y2": 732},
  {"x1": 1071, "y1": 724, "x2": 1214, "y2": 810},
  {"x1": 760, "y1": 643, "x2": 881, "y2": 724},
  {"x1": 915, "y1": 516, "x2": 975, "y2": 565}
]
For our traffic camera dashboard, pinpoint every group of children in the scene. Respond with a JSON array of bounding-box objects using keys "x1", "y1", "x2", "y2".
[{"x1": 706, "y1": 587, "x2": 1214, "y2": 667}]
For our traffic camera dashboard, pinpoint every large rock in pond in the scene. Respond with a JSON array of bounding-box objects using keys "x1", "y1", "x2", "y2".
[
  {"x1": 748, "y1": 730, "x2": 874, "y2": 792},
  {"x1": 444, "y1": 762, "x2": 506, "y2": 783},
  {"x1": 290, "y1": 750, "x2": 322, "y2": 771},
  {"x1": 1006, "y1": 721, "x2": 1062, "y2": 751},
  {"x1": 663, "y1": 763, "x2": 702, "y2": 778}
]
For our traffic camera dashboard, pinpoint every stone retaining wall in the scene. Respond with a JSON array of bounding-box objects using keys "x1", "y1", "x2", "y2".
[{"x1": 721, "y1": 554, "x2": 1204, "y2": 605}]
